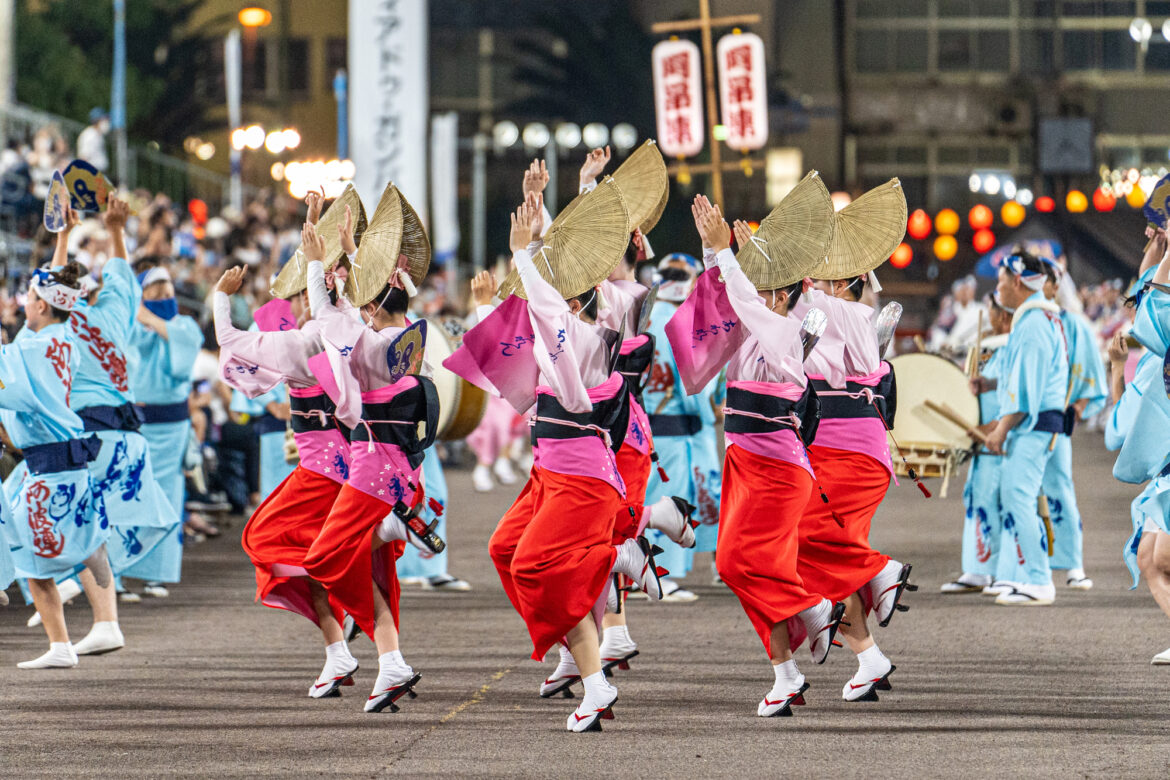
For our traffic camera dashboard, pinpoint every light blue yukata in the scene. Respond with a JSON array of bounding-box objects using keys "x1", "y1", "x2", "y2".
[
  {"x1": 0, "y1": 322, "x2": 106, "y2": 586},
  {"x1": 1041, "y1": 309, "x2": 1107, "y2": 573},
  {"x1": 230, "y1": 380, "x2": 295, "y2": 500},
  {"x1": 641, "y1": 298, "x2": 724, "y2": 577},
  {"x1": 1113, "y1": 281, "x2": 1170, "y2": 586},
  {"x1": 960, "y1": 346, "x2": 1004, "y2": 579},
  {"x1": 68, "y1": 256, "x2": 180, "y2": 577},
  {"x1": 397, "y1": 447, "x2": 450, "y2": 580},
  {"x1": 995, "y1": 293, "x2": 1069, "y2": 587},
  {"x1": 0, "y1": 493, "x2": 15, "y2": 592},
  {"x1": 125, "y1": 312, "x2": 203, "y2": 583}
]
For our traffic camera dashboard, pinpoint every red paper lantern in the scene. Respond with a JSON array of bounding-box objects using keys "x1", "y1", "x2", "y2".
[
  {"x1": 1092, "y1": 188, "x2": 1116, "y2": 212},
  {"x1": 972, "y1": 228, "x2": 996, "y2": 254},
  {"x1": 1035, "y1": 196, "x2": 1056, "y2": 213},
  {"x1": 890, "y1": 242, "x2": 912, "y2": 268},
  {"x1": 188, "y1": 198, "x2": 208, "y2": 226},
  {"x1": 906, "y1": 209, "x2": 932, "y2": 241},
  {"x1": 968, "y1": 204, "x2": 993, "y2": 230}
]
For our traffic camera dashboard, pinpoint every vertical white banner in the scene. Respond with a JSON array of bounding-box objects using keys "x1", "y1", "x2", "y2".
[
  {"x1": 429, "y1": 112, "x2": 460, "y2": 267},
  {"x1": 349, "y1": 0, "x2": 429, "y2": 222}
]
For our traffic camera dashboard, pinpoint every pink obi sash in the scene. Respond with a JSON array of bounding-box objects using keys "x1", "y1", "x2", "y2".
[{"x1": 723, "y1": 380, "x2": 813, "y2": 477}]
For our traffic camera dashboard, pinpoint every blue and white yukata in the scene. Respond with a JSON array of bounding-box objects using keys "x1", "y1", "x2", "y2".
[
  {"x1": 0, "y1": 494, "x2": 15, "y2": 592},
  {"x1": 1112, "y1": 280, "x2": 1170, "y2": 586},
  {"x1": 397, "y1": 447, "x2": 450, "y2": 580},
  {"x1": 0, "y1": 323, "x2": 106, "y2": 588},
  {"x1": 125, "y1": 313, "x2": 203, "y2": 583},
  {"x1": 1042, "y1": 309, "x2": 1107, "y2": 573},
  {"x1": 68, "y1": 256, "x2": 179, "y2": 577},
  {"x1": 995, "y1": 293, "x2": 1069, "y2": 588},
  {"x1": 230, "y1": 380, "x2": 295, "y2": 500},
  {"x1": 960, "y1": 345, "x2": 1005, "y2": 580},
  {"x1": 642, "y1": 298, "x2": 724, "y2": 577}
]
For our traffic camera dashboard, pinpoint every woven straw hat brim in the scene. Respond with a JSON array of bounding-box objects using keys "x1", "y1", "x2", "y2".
[
  {"x1": 346, "y1": 183, "x2": 431, "y2": 307},
  {"x1": 735, "y1": 171, "x2": 836, "y2": 289},
  {"x1": 819, "y1": 178, "x2": 907, "y2": 280},
  {"x1": 272, "y1": 185, "x2": 367, "y2": 299},
  {"x1": 499, "y1": 177, "x2": 630, "y2": 300},
  {"x1": 611, "y1": 139, "x2": 669, "y2": 234}
]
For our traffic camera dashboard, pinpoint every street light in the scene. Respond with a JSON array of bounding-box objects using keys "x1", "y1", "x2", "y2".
[
  {"x1": 554, "y1": 123, "x2": 582, "y2": 149},
  {"x1": 522, "y1": 122, "x2": 551, "y2": 149},
  {"x1": 238, "y1": 7, "x2": 272, "y2": 28},
  {"x1": 582, "y1": 123, "x2": 608, "y2": 148},
  {"x1": 244, "y1": 124, "x2": 265, "y2": 150},
  {"x1": 492, "y1": 120, "x2": 520, "y2": 149},
  {"x1": 1130, "y1": 17, "x2": 1153, "y2": 50},
  {"x1": 612, "y1": 123, "x2": 638, "y2": 152}
]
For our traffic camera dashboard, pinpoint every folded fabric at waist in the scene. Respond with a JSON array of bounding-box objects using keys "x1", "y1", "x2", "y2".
[
  {"x1": 79, "y1": 402, "x2": 144, "y2": 433},
  {"x1": 1033, "y1": 408, "x2": 1074, "y2": 435},
  {"x1": 137, "y1": 401, "x2": 190, "y2": 424},
  {"x1": 647, "y1": 413, "x2": 702, "y2": 437},
  {"x1": 24, "y1": 435, "x2": 101, "y2": 475}
]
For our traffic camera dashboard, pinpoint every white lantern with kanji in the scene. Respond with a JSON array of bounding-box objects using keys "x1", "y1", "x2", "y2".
[
  {"x1": 716, "y1": 31, "x2": 768, "y2": 151},
  {"x1": 652, "y1": 39, "x2": 704, "y2": 158}
]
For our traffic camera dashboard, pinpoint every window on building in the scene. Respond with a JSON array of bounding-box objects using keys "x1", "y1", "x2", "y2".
[
  {"x1": 895, "y1": 30, "x2": 929, "y2": 71},
  {"x1": 325, "y1": 38, "x2": 347, "y2": 93},
  {"x1": 244, "y1": 38, "x2": 267, "y2": 98},
  {"x1": 1020, "y1": 30, "x2": 1055, "y2": 73},
  {"x1": 938, "y1": 31, "x2": 972, "y2": 70},
  {"x1": 287, "y1": 39, "x2": 310, "y2": 97},
  {"x1": 855, "y1": 29, "x2": 893, "y2": 72}
]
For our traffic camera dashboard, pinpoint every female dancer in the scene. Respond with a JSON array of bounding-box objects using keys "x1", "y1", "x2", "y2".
[
  {"x1": 684, "y1": 197, "x2": 843, "y2": 717},
  {"x1": 215, "y1": 211, "x2": 361, "y2": 698},
  {"x1": 1, "y1": 265, "x2": 105, "y2": 668},
  {"x1": 486, "y1": 192, "x2": 664, "y2": 732},
  {"x1": 299, "y1": 202, "x2": 437, "y2": 713}
]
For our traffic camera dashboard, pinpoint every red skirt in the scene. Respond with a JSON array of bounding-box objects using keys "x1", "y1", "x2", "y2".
[
  {"x1": 797, "y1": 445, "x2": 890, "y2": 605},
  {"x1": 610, "y1": 442, "x2": 649, "y2": 544},
  {"x1": 241, "y1": 466, "x2": 344, "y2": 626},
  {"x1": 488, "y1": 467, "x2": 620, "y2": 660},
  {"x1": 303, "y1": 484, "x2": 408, "y2": 641},
  {"x1": 716, "y1": 444, "x2": 821, "y2": 656}
]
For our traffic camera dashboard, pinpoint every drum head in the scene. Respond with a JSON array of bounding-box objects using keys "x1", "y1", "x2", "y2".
[
  {"x1": 887, "y1": 353, "x2": 980, "y2": 454},
  {"x1": 426, "y1": 318, "x2": 488, "y2": 441}
]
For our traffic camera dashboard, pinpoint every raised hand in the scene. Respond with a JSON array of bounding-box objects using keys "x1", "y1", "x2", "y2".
[
  {"x1": 522, "y1": 159, "x2": 549, "y2": 198},
  {"x1": 338, "y1": 205, "x2": 357, "y2": 256},
  {"x1": 103, "y1": 197, "x2": 129, "y2": 230},
  {"x1": 471, "y1": 270, "x2": 498, "y2": 306},
  {"x1": 691, "y1": 194, "x2": 716, "y2": 248},
  {"x1": 215, "y1": 265, "x2": 247, "y2": 296},
  {"x1": 526, "y1": 192, "x2": 544, "y2": 241},
  {"x1": 579, "y1": 146, "x2": 611, "y2": 187},
  {"x1": 700, "y1": 205, "x2": 732, "y2": 253},
  {"x1": 305, "y1": 187, "x2": 325, "y2": 225},
  {"x1": 510, "y1": 201, "x2": 536, "y2": 254},
  {"x1": 733, "y1": 219, "x2": 753, "y2": 250},
  {"x1": 301, "y1": 222, "x2": 326, "y2": 263}
]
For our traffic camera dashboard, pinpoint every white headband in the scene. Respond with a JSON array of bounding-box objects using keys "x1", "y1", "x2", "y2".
[
  {"x1": 1004, "y1": 255, "x2": 1046, "y2": 291},
  {"x1": 138, "y1": 266, "x2": 171, "y2": 289},
  {"x1": 29, "y1": 268, "x2": 82, "y2": 311}
]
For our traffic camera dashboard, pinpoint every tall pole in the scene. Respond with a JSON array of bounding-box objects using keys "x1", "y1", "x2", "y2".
[
  {"x1": 0, "y1": 0, "x2": 14, "y2": 108},
  {"x1": 471, "y1": 133, "x2": 487, "y2": 272},
  {"x1": 333, "y1": 69, "x2": 349, "y2": 160},
  {"x1": 698, "y1": 0, "x2": 723, "y2": 208},
  {"x1": 225, "y1": 30, "x2": 243, "y2": 211},
  {"x1": 111, "y1": 0, "x2": 128, "y2": 185}
]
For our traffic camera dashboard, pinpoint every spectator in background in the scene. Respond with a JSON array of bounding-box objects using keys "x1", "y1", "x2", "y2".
[{"x1": 77, "y1": 108, "x2": 110, "y2": 172}]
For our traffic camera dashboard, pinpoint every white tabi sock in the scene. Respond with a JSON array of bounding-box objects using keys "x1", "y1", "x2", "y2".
[
  {"x1": 579, "y1": 670, "x2": 617, "y2": 710},
  {"x1": 325, "y1": 640, "x2": 355, "y2": 664},
  {"x1": 856, "y1": 644, "x2": 891, "y2": 680},
  {"x1": 600, "y1": 625, "x2": 636, "y2": 657}
]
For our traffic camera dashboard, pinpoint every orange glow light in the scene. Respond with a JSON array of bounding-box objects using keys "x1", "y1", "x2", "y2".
[
  {"x1": 907, "y1": 209, "x2": 932, "y2": 241},
  {"x1": 968, "y1": 204, "x2": 993, "y2": 231},
  {"x1": 973, "y1": 228, "x2": 996, "y2": 254},
  {"x1": 238, "y1": 7, "x2": 272, "y2": 27},
  {"x1": 1001, "y1": 201, "x2": 1026, "y2": 228},
  {"x1": 1036, "y1": 196, "x2": 1056, "y2": 213},
  {"x1": 933, "y1": 235, "x2": 958, "y2": 262},
  {"x1": 1066, "y1": 190, "x2": 1088, "y2": 213},
  {"x1": 890, "y1": 242, "x2": 912, "y2": 268},
  {"x1": 1092, "y1": 188, "x2": 1116, "y2": 212},
  {"x1": 935, "y1": 208, "x2": 960, "y2": 235}
]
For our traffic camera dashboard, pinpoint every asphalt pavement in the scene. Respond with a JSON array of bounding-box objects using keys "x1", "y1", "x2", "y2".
[{"x1": 2, "y1": 430, "x2": 1167, "y2": 778}]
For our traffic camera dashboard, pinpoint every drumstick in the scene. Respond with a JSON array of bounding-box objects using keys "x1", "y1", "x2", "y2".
[
  {"x1": 913, "y1": 335, "x2": 927, "y2": 353},
  {"x1": 922, "y1": 400, "x2": 988, "y2": 444},
  {"x1": 1038, "y1": 494, "x2": 1055, "y2": 557}
]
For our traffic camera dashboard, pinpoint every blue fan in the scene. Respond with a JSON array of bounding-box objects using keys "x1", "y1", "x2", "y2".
[
  {"x1": 1143, "y1": 174, "x2": 1170, "y2": 229},
  {"x1": 385, "y1": 319, "x2": 427, "y2": 385}
]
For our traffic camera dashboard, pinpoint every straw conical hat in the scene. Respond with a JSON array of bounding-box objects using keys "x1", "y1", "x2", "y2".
[
  {"x1": 499, "y1": 177, "x2": 630, "y2": 300},
  {"x1": 610, "y1": 139, "x2": 668, "y2": 234},
  {"x1": 735, "y1": 170, "x2": 836, "y2": 289},
  {"x1": 271, "y1": 185, "x2": 367, "y2": 299},
  {"x1": 345, "y1": 183, "x2": 431, "y2": 307},
  {"x1": 819, "y1": 178, "x2": 907, "y2": 280}
]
